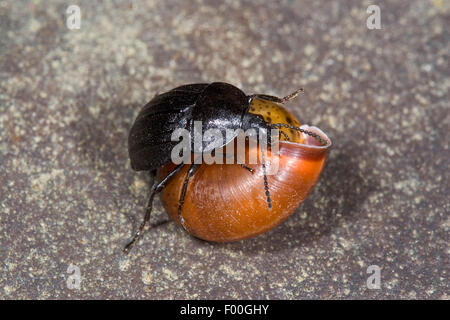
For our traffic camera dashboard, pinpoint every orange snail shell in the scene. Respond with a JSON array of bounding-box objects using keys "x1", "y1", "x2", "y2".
[{"x1": 157, "y1": 122, "x2": 332, "y2": 242}]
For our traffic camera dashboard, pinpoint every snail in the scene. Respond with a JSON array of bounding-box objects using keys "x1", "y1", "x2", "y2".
[{"x1": 124, "y1": 82, "x2": 331, "y2": 253}]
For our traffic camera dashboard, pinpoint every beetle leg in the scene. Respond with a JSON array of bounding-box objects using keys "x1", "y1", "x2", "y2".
[
  {"x1": 177, "y1": 163, "x2": 201, "y2": 231},
  {"x1": 248, "y1": 88, "x2": 304, "y2": 104},
  {"x1": 233, "y1": 148, "x2": 254, "y2": 173},
  {"x1": 239, "y1": 164, "x2": 254, "y2": 173},
  {"x1": 123, "y1": 163, "x2": 184, "y2": 254},
  {"x1": 260, "y1": 142, "x2": 272, "y2": 210},
  {"x1": 270, "y1": 123, "x2": 327, "y2": 146},
  {"x1": 278, "y1": 130, "x2": 290, "y2": 141}
]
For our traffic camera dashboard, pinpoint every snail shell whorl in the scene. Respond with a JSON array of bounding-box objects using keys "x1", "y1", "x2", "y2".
[{"x1": 158, "y1": 125, "x2": 331, "y2": 242}]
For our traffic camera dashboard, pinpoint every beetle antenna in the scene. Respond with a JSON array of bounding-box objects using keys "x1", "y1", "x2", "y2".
[
  {"x1": 270, "y1": 123, "x2": 327, "y2": 146},
  {"x1": 248, "y1": 88, "x2": 304, "y2": 105},
  {"x1": 280, "y1": 87, "x2": 304, "y2": 104}
]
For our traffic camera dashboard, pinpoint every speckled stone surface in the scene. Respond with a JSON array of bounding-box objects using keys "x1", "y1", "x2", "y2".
[{"x1": 0, "y1": 0, "x2": 448, "y2": 299}]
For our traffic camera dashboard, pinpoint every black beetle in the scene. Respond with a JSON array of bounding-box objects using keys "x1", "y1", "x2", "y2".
[{"x1": 124, "y1": 82, "x2": 323, "y2": 253}]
